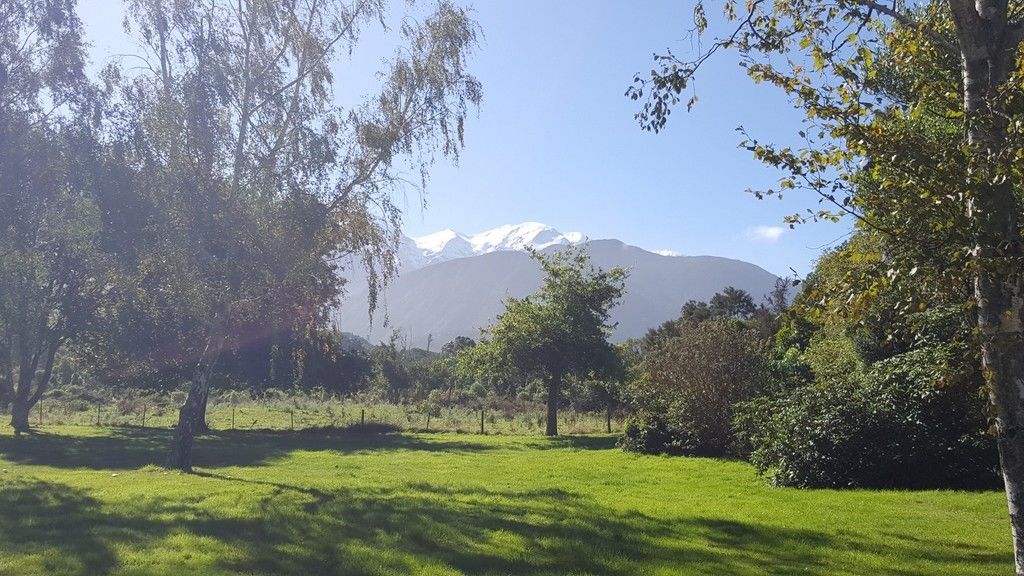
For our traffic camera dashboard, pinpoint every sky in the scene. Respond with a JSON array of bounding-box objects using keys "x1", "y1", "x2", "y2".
[{"x1": 77, "y1": 0, "x2": 853, "y2": 277}]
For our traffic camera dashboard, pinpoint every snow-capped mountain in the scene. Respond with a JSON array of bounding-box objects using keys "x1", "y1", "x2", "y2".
[{"x1": 403, "y1": 222, "x2": 587, "y2": 269}]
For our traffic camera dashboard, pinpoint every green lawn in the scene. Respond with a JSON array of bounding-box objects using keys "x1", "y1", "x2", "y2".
[{"x1": 0, "y1": 426, "x2": 1012, "y2": 575}]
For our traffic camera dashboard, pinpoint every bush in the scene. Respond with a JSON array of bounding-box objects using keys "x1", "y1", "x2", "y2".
[
  {"x1": 622, "y1": 320, "x2": 764, "y2": 456},
  {"x1": 621, "y1": 413, "x2": 686, "y2": 455},
  {"x1": 734, "y1": 341, "x2": 999, "y2": 489}
]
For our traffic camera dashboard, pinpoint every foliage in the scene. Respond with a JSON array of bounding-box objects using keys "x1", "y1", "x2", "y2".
[
  {"x1": 369, "y1": 333, "x2": 413, "y2": 403},
  {"x1": 623, "y1": 319, "x2": 765, "y2": 456},
  {"x1": 709, "y1": 286, "x2": 758, "y2": 320},
  {"x1": 441, "y1": 336, "x2": 476, "y2": 357},
  {"x1": 0, "y1": 0, "x2": 483, "y2": 446},
  {"x1": 473, "y1": 247, "x2": 627, "y2": 382},
  {"x1": 735, "y1": 310, "x2": 998, "y2": 489},
  {"x1": 680, "y1": 286, "x2": 756, "y2": 323},
  {"x1": 646, "y1": 283, "x2": 789, "y2": 355},
  {"x1": 94, "y1": 0, "x2": 483, "y2": 467},
  {"x1": 736, "y1": 232, "x2": 997, "y2": 488},
  {"x1": 800, "y1": 323, "x2": 865, "y2": 385}
]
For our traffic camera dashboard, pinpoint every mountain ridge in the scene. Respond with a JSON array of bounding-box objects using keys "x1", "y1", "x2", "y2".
[{"x1": 334, "y1": 230, "x2": 779, "y2": 349}]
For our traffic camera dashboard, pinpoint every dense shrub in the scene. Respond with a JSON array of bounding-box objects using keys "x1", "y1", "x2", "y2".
[
  {"x1": 621, "y1": 413, "x2": 687, "y2": 454},
  {"x1": 734, "y1": 340, "x2": 999, "y2": 489},
  {"x1": 621, "y1": 320, "x2": 764, "y2": 456}
]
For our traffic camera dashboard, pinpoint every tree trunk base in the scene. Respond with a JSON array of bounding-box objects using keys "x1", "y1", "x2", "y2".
[
  {"x1": 545, "y1": 373, "x2": 561, "y2": 437},
  {"x1": 195, "y1": 388, "x2": 211, "y2": 433},
  {"x1": 167, "y1": 405, "x2": 195, "y2": 472},
  {"x1": 10, "y1": 401, "x2": 31, "y2": 435},
  {"x1": 166, "y1": 308, "x2": 227, "y2": 472}
]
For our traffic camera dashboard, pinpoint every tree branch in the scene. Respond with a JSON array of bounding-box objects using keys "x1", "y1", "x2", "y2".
[{"x1": 851, "y1": 0, "x2": 959, "y2": 53}]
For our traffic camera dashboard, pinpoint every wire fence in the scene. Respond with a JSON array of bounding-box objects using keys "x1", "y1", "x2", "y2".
[{"x1": 13, "y1": 395, "x2": 625, "y2": 436}]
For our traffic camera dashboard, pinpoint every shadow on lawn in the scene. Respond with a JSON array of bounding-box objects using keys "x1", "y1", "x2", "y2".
[
  {"x1": 525, "y1": 435, "x2": 620, "y2": 451},
  {"x1": 0, "y1": 427, "x2": 497, "y2": 470},
  {"x1": 0, "y1": 478, "x2": 1008, "y2": 576},
  {"x1": 0, "y1": 480, "x2": 123, "y2": 574}
]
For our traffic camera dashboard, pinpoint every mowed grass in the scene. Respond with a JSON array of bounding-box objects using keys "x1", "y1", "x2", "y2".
[{"x1": 0, "y1": 426, "x2": 1012, "y2": 575}]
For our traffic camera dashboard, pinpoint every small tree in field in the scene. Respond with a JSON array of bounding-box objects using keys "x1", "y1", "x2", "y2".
[{"x1": 464, "y1": 247, "x2": 626, "y2": 436}]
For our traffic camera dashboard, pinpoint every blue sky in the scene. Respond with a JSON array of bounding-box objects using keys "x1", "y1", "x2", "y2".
[{"x1": 78, "y1": 0, "x2": 852, "y2": 277}]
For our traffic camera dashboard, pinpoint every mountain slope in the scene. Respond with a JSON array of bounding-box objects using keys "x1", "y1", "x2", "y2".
[{"x1": 334, "y1": 239, "x2": 779, "y2": 349}]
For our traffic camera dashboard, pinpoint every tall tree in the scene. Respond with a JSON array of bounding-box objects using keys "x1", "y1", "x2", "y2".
[
  {"x1": 629, "y1": 0, "x2": 1024, "y2": 569},
  {"x1": 0, "y1": 0, "x2": 114, "y2": 432},
  {"x1": 464, "y1": 247, "x2": 626, "y2": 436},
  {"x1": 115, "y1": 0, "x2": 481, "y2": 470}
]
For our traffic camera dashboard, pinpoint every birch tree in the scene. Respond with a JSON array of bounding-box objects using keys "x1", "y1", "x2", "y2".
[
  {"x1": 115, "y1": 0, "x2": 481, "y2": 470},
  {"x1": 629, "y1": 0, "x2": 1024, "y2": 570}
]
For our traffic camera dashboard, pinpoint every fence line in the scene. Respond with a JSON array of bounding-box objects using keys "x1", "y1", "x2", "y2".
[{"x1": 12, "y1": 397, "x2": 627, "y2": 436}]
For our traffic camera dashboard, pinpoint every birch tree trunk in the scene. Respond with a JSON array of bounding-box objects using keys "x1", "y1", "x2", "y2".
[
  {"x1": 194, "y1": 388, "x2": 211, "y2": 434},
  {"x1": 167, "y1": 312, "x2": 227, "y2": 471},
  {"x1": 949, "y1": 1, "x2": 1024, "y2": 572}
]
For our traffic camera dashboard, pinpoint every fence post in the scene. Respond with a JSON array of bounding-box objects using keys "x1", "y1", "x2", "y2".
[
  {"x1": 426, "y1": 413, "x2": 431, "y2": 432},
  {"x1": 231, "y1": 405, "x2": 235, "y2": 430},
  {"x1": 480, "y1": 409, "x2": 484, "y2": 435},
  {"x1": 361, "y1": 408, "x2": 365, "y2": 426}
]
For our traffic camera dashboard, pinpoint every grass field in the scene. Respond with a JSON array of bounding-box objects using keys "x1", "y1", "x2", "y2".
[{"x1": 0, "y1": 426, "x2": 1013, "y2": 575}]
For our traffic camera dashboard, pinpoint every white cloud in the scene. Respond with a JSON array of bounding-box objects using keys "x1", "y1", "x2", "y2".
[
  {"x1": 654, "y1": 249, "x2": 681, "y2": 257},
  {"x1": 746, "y1": 225, "x2": 785, "y2": 243}
]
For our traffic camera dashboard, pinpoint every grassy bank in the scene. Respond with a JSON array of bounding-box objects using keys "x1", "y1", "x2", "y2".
[{"x1": 0, "y1": 426, "x2": 1012, "y2": 575}]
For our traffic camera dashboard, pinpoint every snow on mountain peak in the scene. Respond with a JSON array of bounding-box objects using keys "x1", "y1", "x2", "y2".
[
  {"x1": 406, "y1": 222, "x2": 587, "y2": 269},
  {"x1": 414, "y1": 228, "x2": 474, "y2": 259},
  {"x1": 470, "y1": 222, "x2": 566, "y2": 252}
]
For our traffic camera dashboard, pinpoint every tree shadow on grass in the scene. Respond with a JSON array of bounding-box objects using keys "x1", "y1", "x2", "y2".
[
  {"x1": 0, "y1": 428, "x2": 497, "y2": 470},
  {"x1": 0, "y1": 480, "x2": 124, "y2": 575},
  {"x1": 0, "y1": 476, "x2": 1007, "y2": 576},
  {"x1": 523, "y1": 435, "x2": 620, "y2": 451}
]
